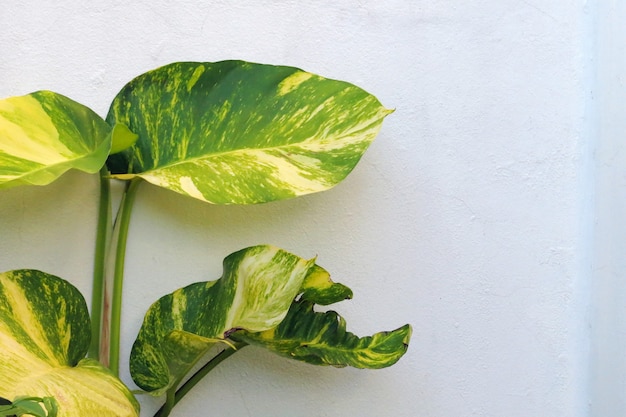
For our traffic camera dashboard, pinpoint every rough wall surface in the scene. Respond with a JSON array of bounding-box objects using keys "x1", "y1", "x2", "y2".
[
  {"x1": 591, "y1": 2, "x2": 626, "y2": 417},
  {"x1": 0, "y1": 1, "x2": 595, "y2": 416}
]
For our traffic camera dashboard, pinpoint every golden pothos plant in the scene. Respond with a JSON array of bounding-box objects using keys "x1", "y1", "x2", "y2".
[{"x1": 0, "y1": 61, "x2": 411, "y2": 417}]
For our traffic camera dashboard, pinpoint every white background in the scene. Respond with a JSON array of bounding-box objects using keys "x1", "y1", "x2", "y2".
[{"x1": 0, "y1": 1, "x2": 619, "y2": 416}]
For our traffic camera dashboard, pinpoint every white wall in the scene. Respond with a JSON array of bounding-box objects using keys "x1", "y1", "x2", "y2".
[
  {"x1": 591, "y1": 2, "x2": 626, "y2": 416},
  {"x1": 0, "y1": 1, "x2": 596, "y2": 416}
]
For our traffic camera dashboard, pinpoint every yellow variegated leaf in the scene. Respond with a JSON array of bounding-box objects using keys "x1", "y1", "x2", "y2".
[
  {"x1": 0, "y1": 91, "x2": 112, "y2": 189},
  {"x1": 236, "y1": 264, "x2": 411, "y2": 369},
  {"x1": 236, "y1": 300, "x2": 411, "y2": 369},
  {"x1": 0, "y1": 270, "x2": 139, "y2": 417},
  {"x1": 130, "y1": 245, "x2": 315, "y2": 394},
  {"x1": 106, "y1": 61, "x2": 392, "y2": 204},
  {"x1": 299, "y1": 264, "x2": 353, "y2": 306}
]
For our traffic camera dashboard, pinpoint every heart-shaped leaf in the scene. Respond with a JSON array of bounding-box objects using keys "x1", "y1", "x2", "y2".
[
  {"x1": 106, "y1": 61, "x2": 392, "y2": 204},
  {"x1": 130, "y1": 245, "x2": 315, "y2": 394},
  {"x1": 0, "y1": 270, "x2": 139, "y2": 416},
  {"x1": 0, "y1": 91, "x2": 112, "y2": 189}
]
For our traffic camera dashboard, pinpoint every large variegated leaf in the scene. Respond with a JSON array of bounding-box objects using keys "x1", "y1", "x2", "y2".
[
  {"x1": 0, "y1": 91, "x2": 112, "y2": 189},
  {"x1": 130, "y1": 245, "x2": 315, "y2": 394},
  {"x1": 0, "y1": 270, "x2": 139, "y2": 417},
  {"x1": 106, "y1": 61, "x2": 392, "y2": 204},
  {"x1": 235, "y1": 300, "x2": 411, "y2": 369}
]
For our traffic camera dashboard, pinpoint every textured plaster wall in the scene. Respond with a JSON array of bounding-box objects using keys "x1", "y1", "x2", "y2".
[
  {"x1": 590, "y1": 2, "x2": 626, "y2": 416},
  {"x1": 0, "y1": 1, "x2": 597, "y2": 416}
]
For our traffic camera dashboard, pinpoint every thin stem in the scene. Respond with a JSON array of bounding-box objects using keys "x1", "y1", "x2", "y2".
[
  {"x1": 109, "y1": 177, "x2": 142, "y2": 376},
  {"x1": 161, "y1": 389, "x2": 176, "y2": 417},
  {"x1": 89, "y1": 167, "x2": 112, "y2": 360},
  {"x1": 153, "y1": 343, "x2": 247, "y2": 417}
]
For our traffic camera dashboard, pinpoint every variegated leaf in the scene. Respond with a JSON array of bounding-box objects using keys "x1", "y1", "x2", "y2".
[
  {"x1": 299, "y1": 264, "x2": 353, "y2": 306},
  {"x1": 0, "y1": 270, "x2": 139, "y2": 417},
  {"x1": 130, "y1": 245, "x2": 315, "y2": 394},
  {"x1": 106, "y1": 61, "x2": 392, "y2": 204},
  {"x1": 235, "y1": 300, "x2": 411, "y2": 369},
  {"x1": 0, "y1": 91, "x2": 112, "y2": 189}
]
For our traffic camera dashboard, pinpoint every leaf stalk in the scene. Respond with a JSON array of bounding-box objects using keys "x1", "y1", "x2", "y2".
[
  {"x1": 108, "y1": 177, "x2": 142, "y2": 375},
  {"x1": 153, "y1": 343, "x2": 247, "y2": 417},
  {"x1": 89, "y1": 167, "x2": 112, "y2": 360}
]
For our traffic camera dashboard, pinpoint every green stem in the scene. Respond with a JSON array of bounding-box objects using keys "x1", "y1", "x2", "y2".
[
  {"x1": 109, "y1": 177, "x2": 142, "y2": 376},
  {"x1": 162, "y1": 389, "x2": 176, "y2": 417},
  {"x1": 89, "y1": 167, "x2": 112, "y2": 360},
  {"x1": 153, "y1": 343, "x2": 247, "y2": 417}
]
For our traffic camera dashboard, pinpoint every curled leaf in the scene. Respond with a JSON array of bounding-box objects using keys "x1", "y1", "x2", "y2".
[
  {"x1": 299, "y1": 264, "x2": 353, "y2": 305},
  {"x1": 130, "y1": 245, "x2": 315, "y2": 394},
  {"x1": 235, "y1": 300, "x2": 411, "y2": 369}
]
